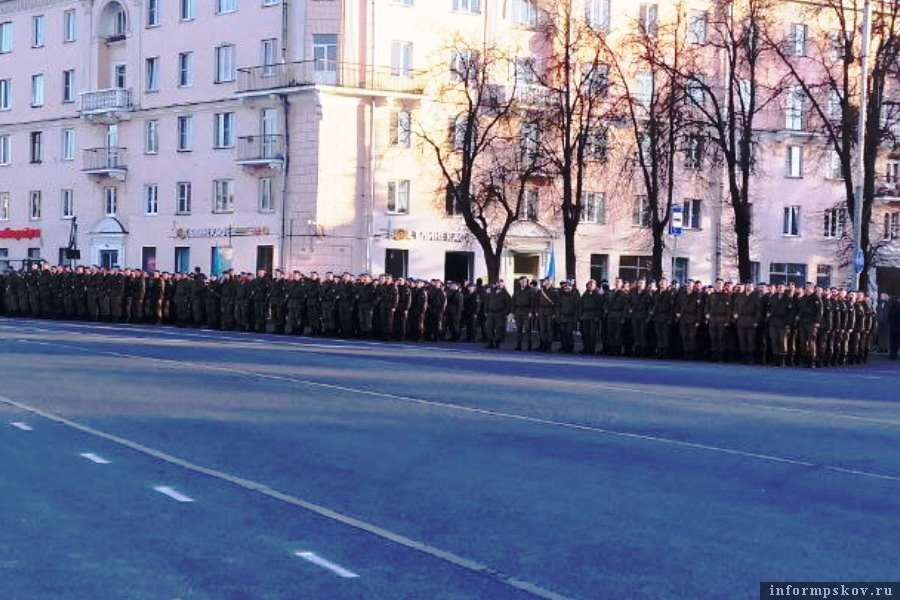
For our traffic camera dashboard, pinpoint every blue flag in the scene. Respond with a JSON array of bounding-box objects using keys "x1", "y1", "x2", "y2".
[
  {"x1": 546, "y1": 246, "x2": 556, "y2": 281},
  {"x1": 211, "y1": 245, "x2": 222, "y2": 277}
]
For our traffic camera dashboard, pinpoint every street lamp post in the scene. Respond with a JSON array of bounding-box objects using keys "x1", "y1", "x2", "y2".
[{"x1": 853, "y1": 0, "x2": 873, "y2": 291}]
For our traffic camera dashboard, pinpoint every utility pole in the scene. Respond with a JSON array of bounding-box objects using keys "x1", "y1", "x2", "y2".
[{"x1": 853, "y1": 0, "x2": 872, "y2": 291}]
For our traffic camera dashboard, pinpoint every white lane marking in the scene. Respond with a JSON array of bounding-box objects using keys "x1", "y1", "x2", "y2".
[
  {"x1": 0, "y1": 394, "x2": 572, "y2": 600},
  {"x1": 294, "y1": 551, "x2": 360, "y2": 579},
  {"x1": 80, "y1": 452, "x2": 111, "y2": 464},
  {"x1": 10, "y1": 422, "x2": 33, "y2": 431},
  {"x1": 152, "y1": 486, "x2": 194, "y2": 503}
]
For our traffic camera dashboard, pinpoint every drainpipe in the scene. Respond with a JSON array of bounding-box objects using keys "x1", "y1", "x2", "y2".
[
  {"x1": 280, "y1": 94, "x2": 290, "y2": 270},
  {"x1": 366, "y1": 0, "x2": 376, "y2": 274}
]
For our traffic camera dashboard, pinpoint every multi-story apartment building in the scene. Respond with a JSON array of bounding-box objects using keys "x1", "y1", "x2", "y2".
[{"x1": 0, "y1": 0, "x2": 897, "y2": 292}]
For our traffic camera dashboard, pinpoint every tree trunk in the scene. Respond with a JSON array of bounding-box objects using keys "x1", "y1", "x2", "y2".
[
  {"x1": 483, "y1": 250, "x2": 501, "y2": 285},
  {"x1": 734, "y1": 203, "x2": 752, "y2": 283},
  {"x1": 564, "y1": 219, "x2": 577, "y2": 282},
  {"x1": 651, "y1": 230, "x2": 665, "y2": 281}
]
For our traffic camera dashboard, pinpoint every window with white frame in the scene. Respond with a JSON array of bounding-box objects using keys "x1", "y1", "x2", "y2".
[
  {"x1": 445, "y1": 185, "x2": 467, "y2": 216},
  {"x1": 683, "y1": 199, "x2": 702, "y2": 229},
  {"x1": 673, "y1": 257, "x2": 689, "y2": 282},
  {"x1": 585, "y1": 0, "x2": 610, "y2": 32},
  {"x1": 585, "y1": 127, "x2": 608, "y2": 161},
  {"x1": 829, "y1": 30, "x2": 845, "y2": 62},
  {"x1": 451, "y1": 114, "x2": 468, "y2": 150},
  {"x1": 514, "y1": 57, "x2": 537, "y2": 86},
  {"x1": 177, "y1": 116, "x2": 193, "y2": 151},
  {"x1": 258, "y1": 177, "x2": 274, "y2": 212},
  {"x1": 387, "y1": 180, "x2": 410, "y2": 214},
  {"x1": 684, "y1": 134, "x2": 704, "y2": 170},
  {"x1": 213, "y1": 179, "x2": 234, "y2": 213},
  {"x1": 29, "y1": 190, "x2": 42, "y2": 219},
  {"x1": 63, "y1": 9, "x2": 76, "y2": 42},
  {"x1": 827, "y1": 90, "x2": 842, "y2": 119},
  {"x1": 215, "y1": 45, "x2": 235, "y2": 83},
  {"x1": 688, "y1": 10, "x2": 707, "y2": 44},
  {"x1": 31, "y1": 74, "x2": 44, "y2": 107},
  {"x1": 686, "y1": 78, "x2": 705, "y2": 107},
  {"x1": 112, "y1": 7, "x2": 126, "y2": 36},
  {"x1": 636, "y1": 70, "x2": 654, "y2": 107},
  {"x1": 816, "y1": 265, "x2": 832, "y2": 288},
  {"x1": 633, "y1": 195, "x2": 651, "y2": 227},
  {"x1": 521, "y1": 187, "x2": 539, "y2": 221},
  {"x1": 0, "y1": 192, "x2": 9, "y2": 220},
  {"x1": 61, "y1": 128, "x2": 75, "y2": 161},
  {"x1": 145, "y1": 120, "x2": 159, "y2": 154},
  {"x1": 62, "y1": 69, "x2": 76, "y2": 102},
  {"x1": 392, "y1": 109, "x2": 411, "y2": 147},
  {"x1": 449, "y1": 49, "x2": 478, "y2": 82},
  {"x1": 886, "y1": 160, "x2": 900, "y2": 184},
  {"x1": 144, "y1": 184, "x2": 158, "y2": 215},
  {"x1": 217, "y1": 0, "x2": 237, "y2": 14},
  {"x1": 178, "y1": 52, "x2": 194, "y2": 87},
  {"x1": 510, "y1": 0, "x2": 537, "y2": 27},
  {"x1": 61, "y1": 189, "x2": 74, "y2": 218},
  {"x1": 826, "y1": 149, "x2": 843, "y2": 180},
  {"x1": 260, "y1": 39, "x2": 278, "y2": 75},
  {"x1": 823, "y1": 207, "x2": 845, "y2": 239},
  {"x1": 452, "y1": 0, "x2": 480, "y2": 14},
  {"x1": 0, "y1": 79, "x2": 10, "y2": 109},
  {"x1": 884, "y1": 211, "x2": 899, "y2": 241},
  {"x1": 30, "y1": 131, "x2": 42, "y2": 163},
  {"x1": 769, "y1": 262, "x2": 807, "y2": 286},
  {"x1": 520, "y1": 121, "x2": 539, "y2": 167},
  {"x1": 786, "y1": 145, "x2": 803, "y2": 178},
  {"x1": 391, "y1": 41, "x2": 413, "y2": 77},
  {"x1": 0, "y1": 134, "x2": 9, "y2": 165},
  {"x1": 147, "y1": 0, "x2": 160, "y2": 26},
  {"x1": 0, "y1": 22, "x2": 12, "y2": 54},
  {"x1": 738, "y1": 78, "x2": 752, "y2": 110},
  {"x1": 176, "y1": 182, "x2": 192, "y2": 214},
  {"x1": 785, "y1": 85, "x2": 805, "y2": 130},
  {"x1": 639, "y1": 3, "x2": 658, "y2": 38},
  {"x1": 585, "y1": 63, "x2": 609, "y2": 97},
  {"x1": 783, "y1": 205, "x2": 801, "y2": 236},
  {"x1": 145, "y1": 57, "x2": 160, "y2": 92},
  {"x1": 104, "y1": 187, "x2": 117, "y2": 216},
  {"x1": 180, "y1": 0, "x2": 195, "y2": 20},
  {"x1": 790, "y1": 23, "x2": 808, "y2": 57},
  {"x1": 214, "y1": 112, "x2": 235, "y2": 148},
  {"x1": 582, "y1": 192, "x2": 606, "y2": 224},
  {"x1": 32, "y1": 15, "x2": 45, "y2": 48}
]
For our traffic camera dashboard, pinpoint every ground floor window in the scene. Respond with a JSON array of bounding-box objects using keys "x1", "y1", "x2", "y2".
[
  {"x1": 256, "y1": 245, "x2": 274, "y2": 274},
  {"x1": 672, "y1": 257, "x2": 689, "y2": 283},
  {"x1": 57, "y1": 247, "x2": 68, "y2": 266},
  {"x1": 590, "y1": 253, "x2": 608, "y2": 283},
  {"x1": 618, "y1": 255, "x2": 652, "y2": 283},
  {"x1": 385, "y1": 248, "x2": 408, "y2": 279},
  {"x1": 769, "y1": 262, "x2": 807, "y2": 286},
  {"x1": 816, "y1": 264, "x2": 832, "y2": 288},
  {"x1": 175, "y1": 246, "x2": 190, "y2": 273},
  {"x1": 512, "y1": 253, "x2": 540, "y2": 280},
  {"x1": 445, "y1": 251, "x2": 473, "y2": 284},
  {"x1": 142, "y1": 246, "x2": 157, "y2": 272},
  {"x1": 99, "y1": 249, "x2": 119, "y2": 269},
  {"x1": 0, "y1": 247, "x2": 8, "y2": 271},
  {"x1": 750, "y1": 261, "x2": 761, "y2": 284},
  {"x1": 26, "y1": 247, "x2": 41, "y2": 269}
]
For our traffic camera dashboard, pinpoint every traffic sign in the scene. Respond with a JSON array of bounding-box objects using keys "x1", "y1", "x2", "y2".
[{"x1": 671, "y1": 205, "x2": 683, "y2": 237}]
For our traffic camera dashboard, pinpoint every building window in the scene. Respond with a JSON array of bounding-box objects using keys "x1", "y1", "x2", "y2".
[
  {"x1": 312, "y1": 34, "x2": 338, "y2": 81},
  {"x1": 829, "y1": 30, "x2": 845, "y2": 62},
  {"x1": 790, "y1": 23, "x2": 808, "y2": 57},
  {"x1": 0, "y1": 247, "x2": 8, "y2": 270},
  {"x1": 782, "y1": 206, "x2": 801, "y2": 237},
  {"x1": 30, "y1": 131, "x2": 42, "y2": 163},
  {"x1": 510, "y1": 0, "x2": 537, "y2": 27},
  {"x1": 0, "y1": 79, "x2": 10, "y2": 109},
  {"x1": 682, "y1": 199, "x2": 701, "y2": 229},
  {"x1": 260, "y1": 38, "x2": 278, "y2": 75},
  {"x1": 31, "y1": 74, "x2": 44, "y2": 107},
  {"x1": 451, "y1": 114, "x2": 468, "y2": 150},
  {"x1": 63, "y1": 9, "x2": 76, "y2": 42},
  {"x1": 684, "y1": 134, "x2": 704, "y2": 169},
  {"x1": 29, "y1": 190, "x2": 42, "y2": 220},
  {"x1": 180, "y1": 0, "x2": 195, "y2": 20},
  {"x1": 633, "y1": 195, "x2": 651, "y2": 227},
  {"x1": 213, "y1": 179, "x2": 234, "y2": 213},
  {"x1": 0, "y1": 134, "x2": 10, "y2": 165},
  {"x1": 61, "y1": 189, "x2": 74, "y2": 218},
  {"x1": 636, "y1": 70, "x2": 654, "y2": 107},
  {"x1": 826, "y1": 149, "x2": 843, "y2": 180},
  {"x1": 585, "y1": 127, "x2": 608, "y2": 161},
  {"x1": 217, "y1": 0, "x2": 237, "y2": 14},
  {"x1": 387, "y1": 180, "x2": 410, "y2": 214},
  {"x1": 32, "y1": 15, "x2": 45, "y2": 48},
  {"x1": 0, "y1": 192, "x2": 9, "y2": 220},
  {"x1": 827, "y1": 91, "x2": 842, "y2": 120},
  {"x1": 259, "y1": 177, "x2": 274, "y2": 212},
  {"x1": 589, "y1": 254, "x2": 609, "y2": 283},
  {"x1": 445, "y1": 185, "x2": 465, "y2": 216},
  {"x1": 145, "y1": 120, "x2": 159, "y2": 154},
  {"x1": 452, "y1": 0, "x2": 480, "y2": 13},
  {"x1": 112, "y1": 8, "x2": 127, "y2": 37},
  {"x1": 176, "y1": 182, "x2": 192, "y2": 214},
  {"x1": 0, "y1": 22, "x2": 12, "y2": 53},
  {"x1": 385, "y1": 249, "x2": 409, "y2": 279},
  {"x1": 884, "y1": 212, "x2": 900, "y2": 241},
  {"x1": 618, "y1": 255, "x2": 652, "y2": 282},
  {"x1": 785, "y1": 85, "x2": 805, "y2": 131},
  {"x1": 582, "y1": 192, "x2": 607, "y2": 224},
  {"x1": 177, "y1": 116, "x2": 193, "y2": 151},
  {"x1": 62, "y1": 69, "x2": 76, "y2": 102},
  {"x1": 61, "y1": 128, "x2": 75, "y2": 161},
  {"x1": 521, "y1": 187, "x2": 539, "y2": 221},
  {"x1": 673, "y1": 257, "x2": 690, "y2": 282},
  {"x1": 256, "y1": 245, "x2": 274, "y2": 273},
  {"x1": 585, "y1": 0, "x2": 610, "y2": 32},
  {"x1": 104, "y1": 187, "x2": 117, "y2": 216},
  {"x1": 392, "y1": 110, "x2": 412, "y2": 147},
  {"x1": 520, "y1": 121, "x2": 539, "y2": 167},
  {"x1": 769, "y1": 262, "x2": 807, "y2": 286},
  {"x1": 213, "y1": 112, "x2": 235, "y2": 148},
  {"x1": 178, "y1": 52, "x2": 194, "y2": 87},
  {"x1": 113, "y1": 64, "x2": 127, "y2": 88},
  {"x1": 144, "y1": 184, "x2": 158, "y2": 215},
  {"x1": 215, "y1": 45, "x2": 235, "y2": 83},
  {"x1": 823, "y1": 207, "x2": 845, "y2": 239},
  {"x1": 175, "y1": 247, "x2": 190, "y2": 273},
  {"x1": 147, "y1": 0, "x2": 160, "y2": 26},
  {"x1": 639, "y1": 3, "x2": 658, "y2": 38},
  {"x1": 816, "y1": 265, "x2": 832, "y2": 288},
  {"x1": 390, "y1": 41, "x2": 413, "y2": 77},
  {"x1": 886, "y1": 160, "x2": 900, "y2": 184},
  {"x1": 786, "y1": 145, "x2": 803, "y2": 178},
  {"x1": 688, "y1": 10, "x2": 707, "y2": 44},
  {"x1": 146, "y1": 57, "x2": 159, "y2": 92}
]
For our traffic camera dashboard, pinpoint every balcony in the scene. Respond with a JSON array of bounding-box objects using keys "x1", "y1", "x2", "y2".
[
  {"x1": 876, "y1": 178, "x2": 900, "y2": 203},
  {"x1": 236, "y1": 135, "x2": 285, "y2": 168},
  {"x1": 236, "y1": 61, "x2": 425, "y2": 98},
  {"x1": 79, "y1": 88, "x2": 134, "y2": 122},
  {"x1": 481, "y1": 83, "x2": 553, "y2": 108},
  {"x1": 82, "y1": 147, "x2": 127, "y2": 180}
]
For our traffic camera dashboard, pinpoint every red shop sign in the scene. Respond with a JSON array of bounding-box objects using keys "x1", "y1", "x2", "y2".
[{"x1": 0, "y1": 227, "x2": 41, "y2": 240}]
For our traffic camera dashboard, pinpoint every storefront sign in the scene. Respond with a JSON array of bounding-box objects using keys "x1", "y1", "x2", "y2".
[
  {"x1": 0, "y1": 227, "x2": 41, "y2": 240},
  {"x1": 390, "y1": 228, "x2": 471, "y2": 244},
  {"x1": 173, "y1": 226, "x2": 271, "y2": 240}
]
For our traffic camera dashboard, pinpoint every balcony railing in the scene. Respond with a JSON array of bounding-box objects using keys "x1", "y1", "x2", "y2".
[
  {"x1": 236, "y1": 135, "x2": 285, "y2": 165},
  {"x1": 481, "y1": 83, "x2": 554, "y2": 108},
  {"x1": 82, "y1": 147, "x2": 127, "y2": 176},
  {"x1": 237, "y1": 61, "x2": 425, "y2": 96},
  {"x1": 79, "y1": 88, "x2": 133, "y2": 115}
]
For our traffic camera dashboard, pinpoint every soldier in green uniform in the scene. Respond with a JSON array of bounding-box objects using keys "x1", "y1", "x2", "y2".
[
  {"x1": 250, "y1": 270, "x2": 270, "y2": 332},
  {"x1": 676, "y1": 282, "x2": 704, "y2": 360},
  {"x1": 191, "y1": 270, "x2": 207, "y2": 327},
  {"x1": 535, "y1": 278, "x2": 557, "y2": 352},
  {"x1": 767, "y1": 284, "x2": 794, "y2": 367},
  {"x1": 425, "y1": 280, "x2": 447, "y2": 342},
  {"x1": 579, "y1": 279, "x2": 602, "y2": 355},
  {"x1": 445, "y1": 281, "x2": 464, "y2": 341},
  {"x1": 706, "y1": 279, "x2": 732, "y2": 363},
  {"x1": 733, "y1": 282, "x2": 762, "y2": 364},
  {"x1": 409, "y1": 279, "x2": 428, "y2": 341},
  {"x1": 512, "y1": 277, "x2": 534, "y2": 351},
  {"x1": 484, "y1": 280, "x2": 511, "y2": 349},
  {"x1": 355, "y1": 274, "x2": 375, "y2": 338},
  {"x1": 219, "y1": 271, "x2": 238, "y2": 330},
  {"x1": 463, "y1": 283, "x2": 480, "y2": 342},
  {"x1": 796, "y1": 282, "x2": 823, "y2": 367},
  {"x1": 320, "y1": 272, "x2": 340, "y2": 337},
  {"x1": 395, "y1": 277, "x2": 412, "y2": 340},
  {"x1": 605, "y1": 279, "x2": 628, "y2": 356},
  {"x1": 627, "y1": 279, "x2": 652, "y2": 357},
  {"x1": 556, "y1": 280, "x2": 581, "y2": 353},
  {"x1": 205, "y1": 275, "x2": 221, "y2": 329},
  {"x1": 268, "y1": 270, "x2": 288, "y2": 333},
  {"x1": 649, "y1": 278, "x2": 675, "y2": 358}
]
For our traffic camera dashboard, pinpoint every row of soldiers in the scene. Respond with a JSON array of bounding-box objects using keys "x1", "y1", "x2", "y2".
[{"x1": 0, "y1": 265, "x2": 879, "y2": 368}]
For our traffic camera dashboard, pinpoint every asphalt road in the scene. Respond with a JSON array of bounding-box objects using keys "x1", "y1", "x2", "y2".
[{"x1": 0, "y1": 317, "x2": 898, "y2": 600}]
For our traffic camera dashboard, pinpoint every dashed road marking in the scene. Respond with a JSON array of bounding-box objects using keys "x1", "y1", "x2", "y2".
[
  {"x1": 152, "y1": 486, "x2": 195, "y2": 503},
  {"x1": 10, "y1": 422, "x2": 33, "y2": 431},
  {"x1": 80, "y1": 453, "x2": 111, "y2": 464},
  {"x1": 294, "y1": 551, "x2": 360, "y2": 579}
]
